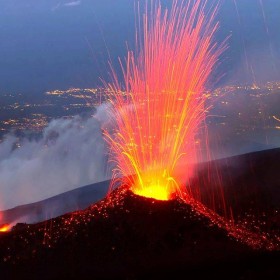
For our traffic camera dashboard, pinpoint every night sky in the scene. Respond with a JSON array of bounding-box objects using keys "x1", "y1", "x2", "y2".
[
  {"x1": 0, "y1": 0, "x2": 280, "y2": 210},
  {"x1": 0, "y1": 0, "x2": 279, "y2": 94}
]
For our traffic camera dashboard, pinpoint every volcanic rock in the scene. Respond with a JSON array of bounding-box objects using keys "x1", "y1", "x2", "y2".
[{"x1": 0, "y1": 187, "x2": 279, "y2": 279}]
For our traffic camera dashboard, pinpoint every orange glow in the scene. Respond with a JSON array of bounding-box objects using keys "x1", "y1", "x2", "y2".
[
  {"x1": 133, "y1": 185, "x2": 170, "y2": 201},
  {"x1": 105, "y1": 0, "x2": 224, "y2": 201},
  {"x1": 0, "y1": 224, "x2": 11, "y2": 232},
  {"x1": 132, "y1": 170, "x2": 179, "y2": 200}
]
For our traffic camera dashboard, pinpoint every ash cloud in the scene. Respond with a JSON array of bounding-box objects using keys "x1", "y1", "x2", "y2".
[{"x1": 0, "y1": 104, "x2": 111, "y2": 211}]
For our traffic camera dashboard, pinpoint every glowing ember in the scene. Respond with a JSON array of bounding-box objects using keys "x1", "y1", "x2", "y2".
[
  {"x1": 0, "y1": 224, "x2": 11, "y2": 232},
  {"x1": 105, "y1": 0, "x2": 224, "y2": 201}
]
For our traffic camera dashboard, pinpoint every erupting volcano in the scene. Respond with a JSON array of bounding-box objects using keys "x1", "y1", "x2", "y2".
[
  {"x1": 103, "y1": 0, "x2": 279, "y2": 250},
  {"x1": 0, "y1": 1, "x2": 279, "y2": 279},
  {"x1": 105, "y1": 0, "x2": 224, "y2": 202}
]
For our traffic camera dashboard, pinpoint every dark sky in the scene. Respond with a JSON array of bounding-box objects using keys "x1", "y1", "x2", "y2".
[{"x1": 0, "y1": 0, "x2": 279, "y2": 95}]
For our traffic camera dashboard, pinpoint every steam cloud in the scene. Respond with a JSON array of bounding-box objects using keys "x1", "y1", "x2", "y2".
[{"x1": 0, "y1": 104, "x2": 111, "y2": 211}]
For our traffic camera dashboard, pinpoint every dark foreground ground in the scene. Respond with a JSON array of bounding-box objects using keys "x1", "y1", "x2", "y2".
[{"x1": 0, "y1": 148, "x2": 280, "y2": 279}]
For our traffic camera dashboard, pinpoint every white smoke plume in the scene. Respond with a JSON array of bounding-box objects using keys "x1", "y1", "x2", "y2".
[{"x1": 0, "y1": 104, "x2": 111, "y2": 211}]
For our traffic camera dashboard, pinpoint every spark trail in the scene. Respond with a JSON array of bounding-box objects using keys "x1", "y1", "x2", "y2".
[
  {"x1": 233, "y1": 0, "x2": 250, "y2": 77},
  {"x1": 104, "y1": 0, "x2": 225, "y2": 201},
  {"x1": 258, "y1": 0, "x2": 277, "y2": 73}
]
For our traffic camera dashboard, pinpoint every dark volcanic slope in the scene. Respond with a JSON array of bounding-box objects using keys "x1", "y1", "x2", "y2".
[
  {"x1": 195, "y1": 148, "x2": 280, "y2": 214},
  {"x1": 1, "y1": 148, "x2": 280, "y2": 226},
  {"x1": 191, "y1": 148, "x2": 280, "y2": 242},
  {"x1": 0, "y1": 180, "x2": 110, "y2": 224},
  {"x1": 0, "y1": 188, "x2": 279, "y2": 280}
]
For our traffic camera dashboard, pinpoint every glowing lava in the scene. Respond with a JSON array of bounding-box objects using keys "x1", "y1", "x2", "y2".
[
  {"x1": 0, "y1": 224, "x2": 11, "y2": 233},
  {"x1": 132, "y1": 180, "x2": 173, "y2": 201},
  {"x1": 105, "y1": 0, "x2": 224, "y2": 201}
]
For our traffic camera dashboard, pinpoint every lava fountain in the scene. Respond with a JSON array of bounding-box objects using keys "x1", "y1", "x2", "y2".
[{"x1": 104, "y1": 0, "x2": 225, "y2": 201}]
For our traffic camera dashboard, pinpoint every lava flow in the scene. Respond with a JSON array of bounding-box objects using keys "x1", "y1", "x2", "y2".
[{"x1": 105, "y1": 0, "x2": 224, "y2": 202}]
